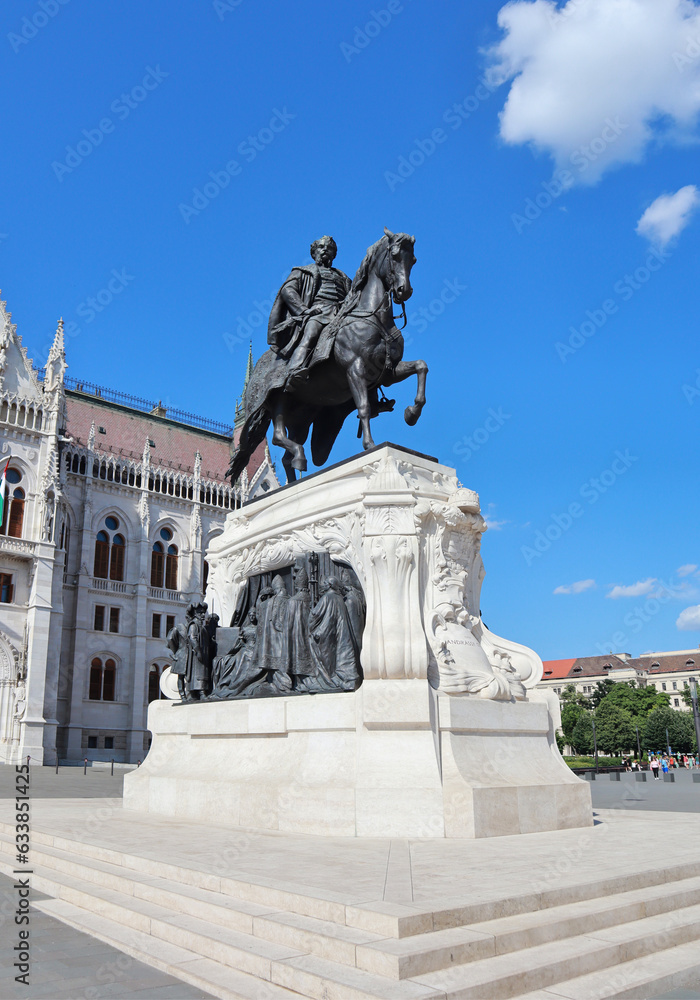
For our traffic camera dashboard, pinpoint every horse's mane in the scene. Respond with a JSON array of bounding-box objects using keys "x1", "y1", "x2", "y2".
[{"x1": 324, "y1": 232, "x2": 413, "y2": 339}]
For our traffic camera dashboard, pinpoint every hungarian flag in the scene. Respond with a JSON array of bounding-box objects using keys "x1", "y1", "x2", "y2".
[{"x1": 0, "y1": 459, "x2": 10, "y2": 527}]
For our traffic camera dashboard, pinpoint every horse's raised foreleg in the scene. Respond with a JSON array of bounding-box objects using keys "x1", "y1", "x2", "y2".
[
  {"x1": 270, "y1": 396, "x2": 307, "y2": 481},
  {"x1": 385, "y1": 359, "x2": 428, "y2": 426},
  {"x1": 346, "y1": 361, "x2": 376, "y2": 451}
]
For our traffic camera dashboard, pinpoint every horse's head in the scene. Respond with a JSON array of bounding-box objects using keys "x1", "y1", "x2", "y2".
[{"x1": 383, "y1": 227, "x2": 416, "y2": 304}]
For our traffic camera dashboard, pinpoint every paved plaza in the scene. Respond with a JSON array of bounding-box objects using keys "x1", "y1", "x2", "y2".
[{"x1": 587, "y1": 769, "x2": 700, "y2": 814}]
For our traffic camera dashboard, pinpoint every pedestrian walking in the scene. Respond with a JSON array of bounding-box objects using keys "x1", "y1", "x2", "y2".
[{"x1": 650, "y1": 757, "x2": 660, "y2": 779}]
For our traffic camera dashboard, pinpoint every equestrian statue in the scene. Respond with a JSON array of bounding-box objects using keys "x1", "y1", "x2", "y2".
[{"x1": 227, "y1": 228, "x2": 428, "y2": 485}]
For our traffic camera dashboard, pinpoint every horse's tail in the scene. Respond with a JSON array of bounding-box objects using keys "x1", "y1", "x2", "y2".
[{"x1": 227, "y1": 405, "x2": 271, "y2": 483}]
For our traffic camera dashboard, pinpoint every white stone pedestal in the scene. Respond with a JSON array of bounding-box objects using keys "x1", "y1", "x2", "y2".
[
  {"x1": 124, "y1": 680, "x2": 590, "y2": 838},
  {"x1": 124, "y1": 444, "x2": 592, "y2": 838}
]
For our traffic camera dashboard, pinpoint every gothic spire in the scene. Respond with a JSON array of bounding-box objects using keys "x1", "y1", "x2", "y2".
[
  {"x1": 244, "y1": 342, "x2": 253, "y2": 390},
  {"x1": 234, "y1": 343, "x2": 254, "y2": 429},
  {"x1": 43, "y1": 317, "x2": 67, "y2": 417}
]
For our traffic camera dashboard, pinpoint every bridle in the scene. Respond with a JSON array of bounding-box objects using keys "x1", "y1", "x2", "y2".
[
  {"x1": 384, "y1": 239, "x2": 409, "y2": 330},
  {"x1": 347, "y1": 237, "x2": 410, "y2": 330}
]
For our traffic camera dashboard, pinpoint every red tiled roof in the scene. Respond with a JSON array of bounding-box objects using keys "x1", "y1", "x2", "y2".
[
  {"x1": 66, "y1": 394, "x2": 232, "y2": 481},
  {"x1": 541, "y1": 659, "x2": 577, "y2": 679},
  {"x1": 543, "y1": 651, "x2": 700, "y2": 681}
]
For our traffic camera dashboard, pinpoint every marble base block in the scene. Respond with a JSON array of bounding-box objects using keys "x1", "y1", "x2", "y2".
[
  {"x1": 125, "y1": 445, "x2": 592, "y2": 838},
  {"x1": 124, "y1": 679, "x2": 592, "y2": 838}
]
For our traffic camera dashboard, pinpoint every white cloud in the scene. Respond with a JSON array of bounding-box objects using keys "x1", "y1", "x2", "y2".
[
  {"x1": 606, "y1": 577, "x2": 657, "y2": 599},
  {"x1": 636, "y1": 186, "x2": 700, "y2": 246},
  {"x1": 484, "y1": 516, "x2": 508, "y2": 530},
  {"x1": 553, "y1": 578, "x2": 596, "y2": 594},
  {"x1": 677, "y1": 563, "x2": 699, "y2": 577},
  {"x1": 677, "y1": 604, "x2": 700, "y2": 629},
  {"x1": 487, "y1": 0, "x2": 700, "y2": 185}
]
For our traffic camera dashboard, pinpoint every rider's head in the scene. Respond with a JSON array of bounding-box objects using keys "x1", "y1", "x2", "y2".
[{"x1": 310, "y1": 236, "x2": 337, "y2": 266}]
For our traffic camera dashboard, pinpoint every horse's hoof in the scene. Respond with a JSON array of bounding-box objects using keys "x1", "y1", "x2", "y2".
[
  {"x1": 292, "y1": 455, "x2": 307, "y2": 472},
  {"x1": 362, "y1": 440, "x2": 375, "y2": 451},
  {"x1": 404, "y1": 406, "x2": 419, "y2": 426}
]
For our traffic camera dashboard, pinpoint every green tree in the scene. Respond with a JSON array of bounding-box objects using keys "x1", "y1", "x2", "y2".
[
  {"x1": 643, "y1": 708, "x2": 697, "y2": 754},
  {"x1": 593, "y1": 701, "x2": 636, "y2": 755},
  {"x1": 590, "y1": 678, "x2": 616, "y2": 707},
  {"x1": 560, "y1": 683, "x2": 590, "y2": 707},
  {"x1": 561, "y1": 702, "x2": 587, "y2": 745},
  {"x1": 600, "y1": 681, "x2": 668, "y2": 716},
  {"x1": 571, "y1": 712, "x2": 594, "y2": 755}
]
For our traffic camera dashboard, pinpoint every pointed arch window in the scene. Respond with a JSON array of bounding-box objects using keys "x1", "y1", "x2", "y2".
[
  {"x1": 151, "y1": 542, "x2": 164, "y2": 587},
  {"x1": 93, "y1": 517, "x2": 126, "y2": 580},
  {"x1": 1, "y1": 468, "x2": 25, "y2": 538},
  {"x1": 110, "y1": 534, "x2": 125, "y2": 581},
  {"x1": 165, "y1": 544, "x2": 178, "y2": 591},
  {"x1": 151, "y1": 527, "x2": 178, "y2": 591}
]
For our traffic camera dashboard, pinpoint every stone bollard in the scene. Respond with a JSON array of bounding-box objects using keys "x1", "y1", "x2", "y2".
[
  {"x1": 635, "y1": 772, "x2": 647, "y2": 782},
  {"x1": 663, "y1": 773, "x2": 675, "y2": 783},
  {"x1": 610, "y1": 772, "x2": 621, "y2": 781},
  {"x1": 692, "y1": 773, "x2": 700, "y2": 783}
]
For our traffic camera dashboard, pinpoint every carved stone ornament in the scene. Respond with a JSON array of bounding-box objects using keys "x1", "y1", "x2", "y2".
[{"x1": 205, "y1": 446, "x2": 542, "y2": 701}]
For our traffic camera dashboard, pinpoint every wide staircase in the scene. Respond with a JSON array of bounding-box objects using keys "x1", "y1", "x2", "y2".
[{"x1": 2, "y1": 823, "x2": 700, "y2": 1000}]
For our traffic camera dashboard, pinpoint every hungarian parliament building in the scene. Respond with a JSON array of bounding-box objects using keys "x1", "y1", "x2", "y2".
[{"x1": 0, "y1": 292, "x2": 277, "y2": 765}]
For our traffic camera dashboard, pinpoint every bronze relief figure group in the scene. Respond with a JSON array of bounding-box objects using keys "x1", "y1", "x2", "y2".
[{"x1": 166, "y1": 557, "x2": 365, "y2": 703}]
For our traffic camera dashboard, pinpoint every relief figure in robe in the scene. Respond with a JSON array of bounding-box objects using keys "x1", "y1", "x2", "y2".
[
  {"x1": 210, "y1": 608, "x2": 264, "y2": 699},
  {"x1": 308, "y1": 576, "x2": 361, "y2": 691},
  {"x1": 256, "y1": 575, "x2": 292, "y2": 691}
]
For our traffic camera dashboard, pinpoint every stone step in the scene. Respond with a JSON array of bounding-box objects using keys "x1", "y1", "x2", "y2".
[
  {"x1": 1, "y1": 853, "x2": 305, "y2": 980},
  {"x1": 32, "y1": 897, "x2": 301, "y2": 1000},
  {"x1": 0, "y1": 836, "x2": 283, "y2": 934},
  {"x1": 4, "y1": 819, "x2": 700, "y2": 941},
  {"x1": 0, "y1": 846, "x2": 385, "y2": 972},
  {"x1": 409, "y1": 903, "x2": 700, "y2": 999},
  {"x1": 0, "y1": 823, "x2": 353, "y2": 927},
  {"x1": 350, "y1": 875, "x2": 700, "y2": 978},
  {"x1": 512, "y1": 937, "x2": 700, "y2": 999},
  {"x1": 34, "y1": 893, "x2": 445, "y2": 1000},
  {"x1": 421, "y1": 859, "x2": 700, "y2": 934},
  {"x1": 467, "y1": 874, "x2": 700, "y2": 957},
  {"x1": 5, "y1": 832, "x2": 700, "y2": 984}
]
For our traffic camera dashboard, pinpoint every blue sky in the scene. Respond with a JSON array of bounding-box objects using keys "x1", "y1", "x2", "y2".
[{"x1": 2, "y1": 0, "x2": 699, "y2": 660}]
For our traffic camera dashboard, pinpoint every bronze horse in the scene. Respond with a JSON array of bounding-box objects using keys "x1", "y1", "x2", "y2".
[{"x1": 228, "y1": 228, "x2": 428, "y2": 484}]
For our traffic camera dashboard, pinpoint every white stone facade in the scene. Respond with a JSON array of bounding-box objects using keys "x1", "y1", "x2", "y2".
[{"x1": 0, "y1": 293, "x2": 277, "y2": 765}]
